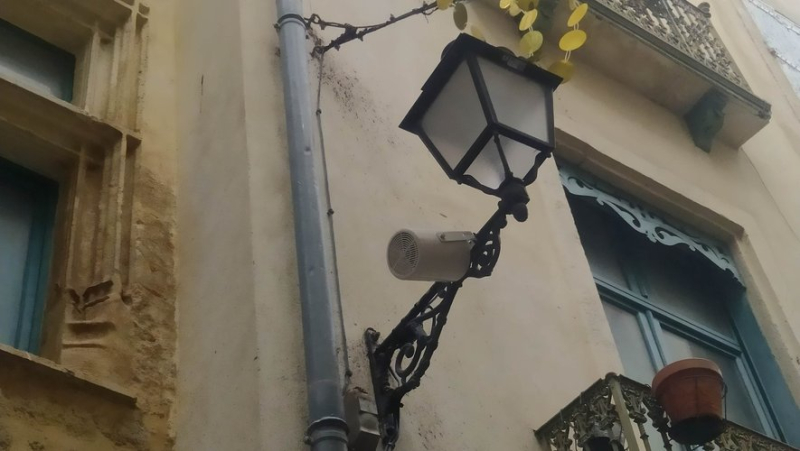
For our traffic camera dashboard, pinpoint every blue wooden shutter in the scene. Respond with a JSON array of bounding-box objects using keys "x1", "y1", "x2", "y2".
[{"x1": 0, "y1": 158, "x2": 57, "y2": 352}]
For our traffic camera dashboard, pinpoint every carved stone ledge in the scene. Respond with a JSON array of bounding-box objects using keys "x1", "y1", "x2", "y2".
[
  {"x1": 0, "y1": 342, "x2": 135, "y2": 406},
  {"x1": 1, "y1": 0, "x2": 144, "y2": 38},
  {"x1": 0, "y1": 76, "x2": 134, "y2": 156}
]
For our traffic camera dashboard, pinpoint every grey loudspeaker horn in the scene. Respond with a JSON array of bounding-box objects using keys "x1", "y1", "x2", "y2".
[{"x1": 386, "y1": 229, "x2": 475, "y2": 282}]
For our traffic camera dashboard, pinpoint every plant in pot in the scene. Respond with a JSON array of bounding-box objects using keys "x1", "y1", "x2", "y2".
[{"x1": 652, "y1": 358, "x2": 726, "y2": 445}]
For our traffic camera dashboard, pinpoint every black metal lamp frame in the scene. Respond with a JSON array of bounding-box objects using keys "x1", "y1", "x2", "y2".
[
  {"x1": 364, "y1": 178, "x2": 533, "y2": 449},
  {"x1": 399, "y1": 33, "x2": 561, "y2": 198}
]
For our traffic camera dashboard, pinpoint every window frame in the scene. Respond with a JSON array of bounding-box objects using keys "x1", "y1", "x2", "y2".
[
  {"x1": 568, "y1": 192, "x2": 788, "y2": 441},
  {"x1": 0, "y1": 18, "x2": 76, "y2": 102}
]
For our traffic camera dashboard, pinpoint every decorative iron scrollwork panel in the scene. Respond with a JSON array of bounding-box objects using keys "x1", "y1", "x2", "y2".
[
  {"x1": 365, "y1": 180, "x2": 529, "y2": 450},
  {"x1": 559, "y1": 166, "x2": 744, "y2": 285}
]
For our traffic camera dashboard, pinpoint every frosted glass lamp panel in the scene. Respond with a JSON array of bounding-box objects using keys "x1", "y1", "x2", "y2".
[
  {"x1": 420, "y1": 62, "x2": 487, "y2": 170},
  {"x1": 464, "y1": 141, "x2": 505, "y2": 190},
  {"x1": 497, "y1": 135, "x2": 541, "y2": 180},
  {"x1": 477, "y1": 57, "x2": 550, "y2": 144},
  {"x1": 662, "y1": 330, "x2": 764, "y2": 432}
]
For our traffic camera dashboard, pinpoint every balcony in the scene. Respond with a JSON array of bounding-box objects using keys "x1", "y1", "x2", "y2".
[
  {"x1": 540, "y1": 0, "x2": 772, "y2": 151},
  {"x1": 535, "y1": 374, "x2": 795, "y2": 451}
]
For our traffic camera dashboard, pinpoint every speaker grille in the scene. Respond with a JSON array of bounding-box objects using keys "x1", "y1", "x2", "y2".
[{"x1": 387, "y1": 231, "x2": 419, "y2": 278}]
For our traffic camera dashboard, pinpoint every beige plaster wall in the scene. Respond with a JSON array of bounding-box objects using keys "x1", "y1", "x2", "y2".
[
  {"x1": 175, "y1": 0, "x2": 800, "y2": 450},
  {"x1": 175, "y1": 0, "x2": 306, "y2": 449}
]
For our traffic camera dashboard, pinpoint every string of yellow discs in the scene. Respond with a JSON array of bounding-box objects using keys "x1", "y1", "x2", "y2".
[
  {"x1": 549, "y1": 1, "x2": 588, "y2": 82},
  {"x1": 441, "y1": 0, "x2": 589, "y2": 83},
  {"x1": 439, "y1": 0, "x2": 486, "y2": 41},
  {"x1": 499, "y1": 0, "x2": 589, "y2": 83}
]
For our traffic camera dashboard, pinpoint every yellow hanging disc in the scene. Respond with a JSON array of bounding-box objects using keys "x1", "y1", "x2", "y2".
[
  {"x1": 567, "y1": 3, "x2": 589, "y2": 26},
  {"x1": 453, "y1": 3, "x2": 468, "y2": 30},
  {"x1": 559, "y1": 29, "x2": 587, "y2": 51},
  {"x1": 519, "y1": 9, "x2": 539, "y2": 31},
  {"x1": 519, "y1": 30, "x2": 544, "y2": 57},
  {"x1": 499, "y1": 0, "x2": 514, "y2": 10},
  {"x1": 508, "y1": 2, "x2": 522, "y2": 16},
  {"x1": 548, "y1": 60, "x2": 575, "y2": 83},
  {"x1": 437, "y1": 0, "x2": 453, "y2": 11}
]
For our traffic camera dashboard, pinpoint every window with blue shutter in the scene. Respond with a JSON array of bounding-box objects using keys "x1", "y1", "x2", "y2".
[
  {"x1": 561, "y1": 165, "x2": 800, "y2": 447},
  {"x1": 0, "y1": 157, "x2": 57, "y2": 353}
]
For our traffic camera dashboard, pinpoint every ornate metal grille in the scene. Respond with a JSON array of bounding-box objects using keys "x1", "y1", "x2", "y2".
[{"x1": 589, "y1": 0, "x2": 750, "y2": 90}]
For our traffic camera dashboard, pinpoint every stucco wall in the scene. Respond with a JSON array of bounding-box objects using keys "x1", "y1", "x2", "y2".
[
  {"x1": 175, "y1": 0, "x2": 800, "y2": 450},
  {"x1": 175, "y1": 0, "x2": 307, "y2": 449}
]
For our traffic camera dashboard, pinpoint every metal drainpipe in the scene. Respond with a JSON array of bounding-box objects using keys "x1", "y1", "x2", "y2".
[{"x1": 275, "y1": 0, "x2": 349, "y2": 450}]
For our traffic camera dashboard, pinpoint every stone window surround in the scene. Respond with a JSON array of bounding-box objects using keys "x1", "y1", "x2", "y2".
[{"x1": 0, "y1": 0, "x2": 149, "y2": 386}]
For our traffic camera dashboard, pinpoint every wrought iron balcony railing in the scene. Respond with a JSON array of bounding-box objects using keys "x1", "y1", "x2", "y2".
[
  {"x1": 535, "y1": 374, "x2": 795, "y2": 451},
  {"x1": 589, "y1": 0, "x2": 750, "y2": 91}
]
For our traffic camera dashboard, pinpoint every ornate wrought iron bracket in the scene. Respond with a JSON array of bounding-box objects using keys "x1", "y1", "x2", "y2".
[{"x1": 364, "y1": 179, "x2": 529, "y2": 449}]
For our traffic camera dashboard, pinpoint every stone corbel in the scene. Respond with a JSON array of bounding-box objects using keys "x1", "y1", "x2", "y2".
[
  {"x1": 61, "y1": 273, "x2": 133, "y2": 385},
  {"x1": 684, "y1": 89, "x2": 728, "y2": 153}
]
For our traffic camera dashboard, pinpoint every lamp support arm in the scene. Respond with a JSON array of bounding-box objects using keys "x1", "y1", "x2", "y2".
[{"x1": 364, "y1": 179, "x2": 530, "y2": 450}]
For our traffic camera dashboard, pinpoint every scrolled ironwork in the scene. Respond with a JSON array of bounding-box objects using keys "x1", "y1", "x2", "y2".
[
  {"x1": 537, "y1": 374, "x2": 796, "y2": 451},
  {"x1": 537, "y1": 377, "x2": 619, "y2": 450},
  {"x1": 559, "y1": 165, "x2": 744, "y2": 284},
  {"x1": 642, "y1": 384, "x2": 674, "y2": 450},
  {"x1": 620, "y1": 381, "x2": 654, "y2": 446},
  {"x1": 365, "y1": 179, "x2": 530, "y2": 450}
]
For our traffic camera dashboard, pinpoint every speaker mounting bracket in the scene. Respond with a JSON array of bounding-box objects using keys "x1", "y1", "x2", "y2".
[{"x1": 364, "y1": 179, "x2": 530, "y2": 450}]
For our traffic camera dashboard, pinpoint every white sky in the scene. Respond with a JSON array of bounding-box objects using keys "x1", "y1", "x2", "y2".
[{"x1": 745, "y1": 0, "x2": 800, "y2": 97}]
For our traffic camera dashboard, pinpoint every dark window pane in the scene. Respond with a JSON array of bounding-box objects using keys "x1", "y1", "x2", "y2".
[
  {"x1": 569, "y1": 198, "x2": 629, "y2": 289},
  {"x1": 0, "y1": 19, "x2": 75, "y2": 101},
  {"x1": 636, "y1": 237, "x2": 734, "y2": 337},
  {"x1": 602, "y1": 302, "x2": 656, "y2": 384}
]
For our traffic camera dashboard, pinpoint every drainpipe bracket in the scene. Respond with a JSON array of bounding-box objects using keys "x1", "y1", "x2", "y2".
[{"x1": 305, "y1": 416, "x2": 350, "y2": 446}]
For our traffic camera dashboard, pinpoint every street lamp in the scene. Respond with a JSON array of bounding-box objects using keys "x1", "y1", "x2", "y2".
[
  {"x1": 400, "y1": 33, "x2": 560, "y2": 198},
  {"x1": 364, "y1": 34, "x2": 561, "y2": 449}
]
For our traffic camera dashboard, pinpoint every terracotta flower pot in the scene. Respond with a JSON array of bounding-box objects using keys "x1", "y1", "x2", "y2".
[{"x1": 651, "y1": 358, "x2": 725, "y2": 445}]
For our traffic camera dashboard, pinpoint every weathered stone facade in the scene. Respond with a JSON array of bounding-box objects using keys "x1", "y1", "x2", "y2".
[{"x1": 0, "y1": 0, "x2": 177, "y2": 449}]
